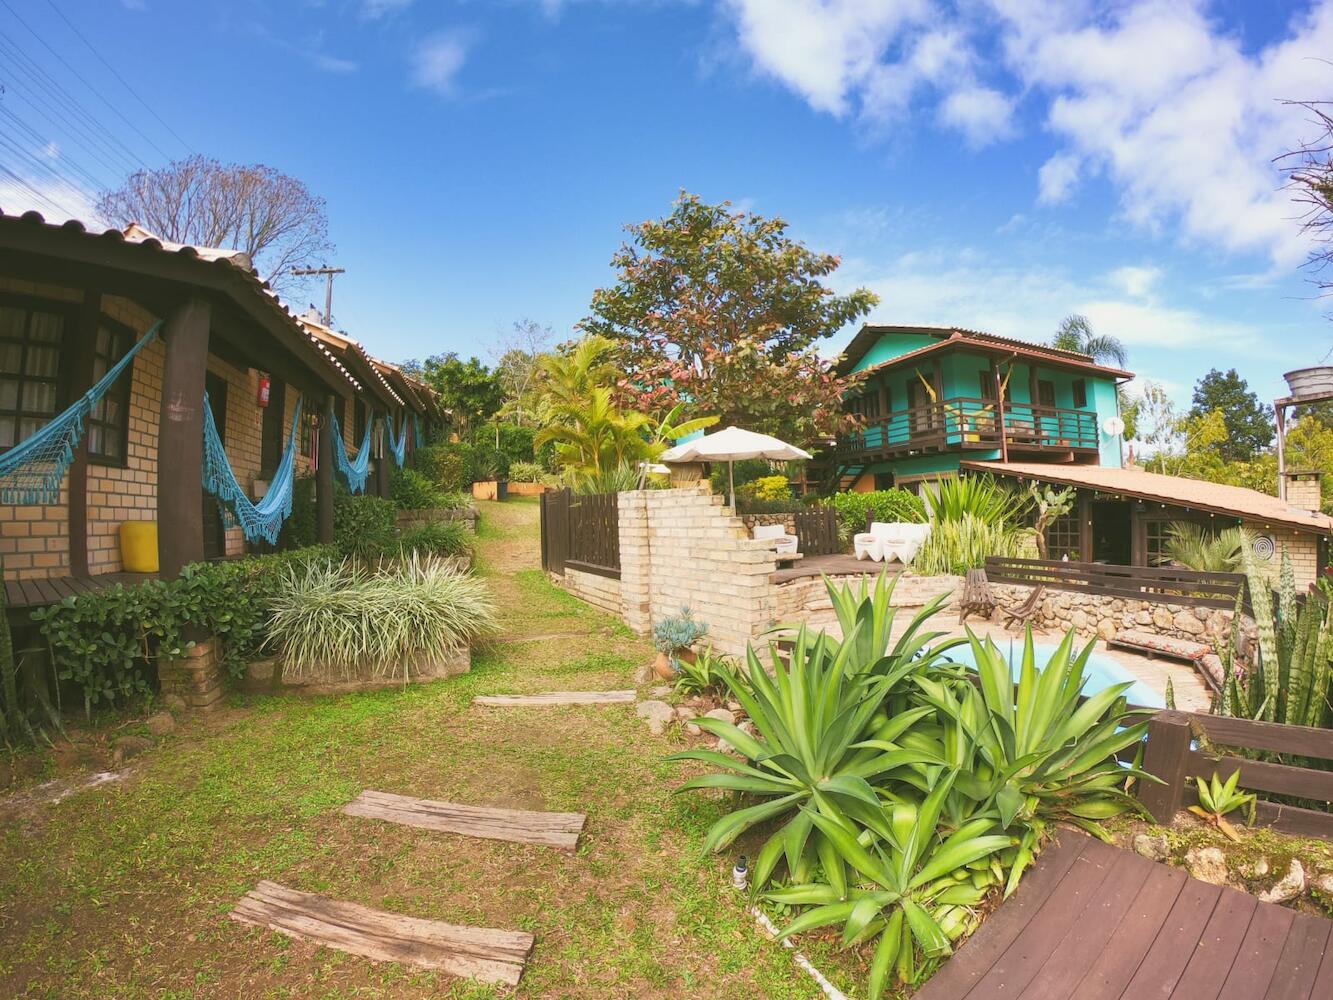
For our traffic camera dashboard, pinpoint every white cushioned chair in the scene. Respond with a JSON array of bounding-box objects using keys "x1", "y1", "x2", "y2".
[
  {"x1": 854, "y1": 521, "x2": 931, "y2": 564},
  {"x1": 753, "y1": 522, "x2": 799, "y2": 555}
]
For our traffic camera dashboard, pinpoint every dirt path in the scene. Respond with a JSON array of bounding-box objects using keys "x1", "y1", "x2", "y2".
[{"x1": 0, "y1": 499, "x2": 837, "y2": 999}]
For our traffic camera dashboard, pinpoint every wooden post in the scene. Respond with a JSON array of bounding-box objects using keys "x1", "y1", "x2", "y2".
[
  {"x1": 1139, "y1": 710, "x2": 1193, "y2": 822},
  {"x1": 67, "y1": 287, "x2": 103, "y2": 577},
  {"x1": 158, "y1": 297, "x2": 211, "y2": 579},
  {"x1": 375, "y1": 430, "x2": 391, "y2": 499},
  {"x1": 992, "y1": 359, "x2": 1009, "y2": 463},
  {"x1": 316, "y1": 395, "x2": 335, "y2": 544}
]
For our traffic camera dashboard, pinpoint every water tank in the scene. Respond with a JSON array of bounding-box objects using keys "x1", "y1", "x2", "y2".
[{"x1": 1283, "y1": 366, "x2": 1333, "y2": 399}]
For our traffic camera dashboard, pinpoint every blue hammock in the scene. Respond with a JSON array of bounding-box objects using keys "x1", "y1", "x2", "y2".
[
  {"x1": 413, "y1": 412, "x2": 424, "y2": 451},
  {"x1": 325, "y1": 407, "x2": 374, "y2": 494},
  {"x1": 386, "y1": 413, "x2": 408, "y2": 467},
  {"x1": 203, "y1": 393, "x2": 302, "y2": 545},
  {"x1": 0, "y1": 320, "x2": 161, "y2": 505}
]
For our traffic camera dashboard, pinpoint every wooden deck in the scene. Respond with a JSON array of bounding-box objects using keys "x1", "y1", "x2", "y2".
[
  {"x1": 916, "y1": 830, "x2": 1333, "y2": 999},
  {"x1": 4, "y1": 572, "x2": 153, "y2": 611},
  {"x1": 770, "y1": 553, "x2": 903, "y2": 584}
]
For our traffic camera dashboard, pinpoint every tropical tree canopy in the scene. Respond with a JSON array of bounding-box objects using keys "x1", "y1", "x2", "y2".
[
  {"x1": 1050, "y1": 314, "x2": 1128, "y2": 368},
  {"x1": 1187, "y1": 368, "x2": 1274, "y2": 462},
  {"x1": 581, "y1": 192, "x2": 876, "y2": 445}
]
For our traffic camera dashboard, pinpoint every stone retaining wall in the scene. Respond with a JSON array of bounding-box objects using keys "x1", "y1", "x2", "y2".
[
  {"x1": 991, "y1": 582, "x2": 1253, "y2": 649},
  {"x1": 396, "y1": 506, "x2": 478, "y2": 532},
  {"x1": 775, "y1": 572, "x2": 962, "y2": 629}
]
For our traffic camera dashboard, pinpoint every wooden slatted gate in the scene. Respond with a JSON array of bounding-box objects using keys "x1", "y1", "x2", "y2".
[
  {"x1": 985, "y1": 556, "x2": 1244, "y2": 609},
  {"x1": 541, "y1": 488, "x2": 620, "y2": 579},
  {"x1": 792, "y1": 508, "x2": 840, "y2": 556}
]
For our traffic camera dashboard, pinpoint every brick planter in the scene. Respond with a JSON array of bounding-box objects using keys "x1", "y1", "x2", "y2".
[{"x1": 158, "y1": 640, "x2": 225, "y2": 712}]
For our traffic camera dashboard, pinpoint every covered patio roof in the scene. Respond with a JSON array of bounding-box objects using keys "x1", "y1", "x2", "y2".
[{"x1": 963, "y1": 460, "x2": 1333, "y2": 535}]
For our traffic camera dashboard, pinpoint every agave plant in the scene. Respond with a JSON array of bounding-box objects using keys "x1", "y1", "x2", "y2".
[
  {"x1": 1220, "y1": 548, "x2": 1333, "y2": 727},
  {"x1": 820, "y1": 570, "x2": 966, "y2": 675},
  {"x1": 912, "y1": 629, "x2": 1152, "y2": 889},
  {"x1": 670, "y1": 626, "x2": 942, "y2": 893},
  {"x1": 1189, "y1": 770, "x2": 1255, "y2": 841},
  {"x1": 769, "y1": 772, "x2": 1011, "y2": 997}
]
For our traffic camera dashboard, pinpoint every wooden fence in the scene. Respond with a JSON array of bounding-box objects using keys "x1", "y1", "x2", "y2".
[
  {"x1": 1139, "y1": 710, "x2": 1333, "y2": 839},
  {"x1": 986, "y1": 556, "x2": 1245, "y2": 610},
  {"x1": 792, "y1": 508, "x2": 840, "y2": 557},
  {"x1": 540, "y1": 488, "x2": 620, "y2": 579}
]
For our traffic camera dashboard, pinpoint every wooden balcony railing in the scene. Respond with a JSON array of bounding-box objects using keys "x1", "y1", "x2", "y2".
[{"x1": 837, "y1": 397, "x2": 1099, "y2": 458}]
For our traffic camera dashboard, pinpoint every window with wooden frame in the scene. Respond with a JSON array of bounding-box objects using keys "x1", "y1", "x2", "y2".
[
  {"x1": 1037, "y1": 380, "x2": 1056, "y2": 408},
  {"x1": 1144, "y1": 519, "x2": 1172, "y2": 567},
  {"x1": 1045, "y1": 510, "x2": 1082, "y2": 561},
  {"x1": 979, "y1": 370, "x2": 1012, "y2": 402},
  {"x1": 86, "y1": 317, "x2": 134, "y2": 465},
  {"x1": 846, "y1": 390, "x2": 882, "y2": 420},
  {"x1": 0, "y1": 297, "x2": 69, "y2": 451},
  {"x1": 1072, "y1": 378, "x2": 1088, "y2": 409}
]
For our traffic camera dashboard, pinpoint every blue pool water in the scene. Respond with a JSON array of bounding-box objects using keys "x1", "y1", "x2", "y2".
[{"x1": 942, "y1": 639, "x2": 1166, "y2": 709}]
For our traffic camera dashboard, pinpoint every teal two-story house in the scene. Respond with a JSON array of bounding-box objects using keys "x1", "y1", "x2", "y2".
[{"x1": 826, "y1": 325, "x2": 1131, "y2": 492}]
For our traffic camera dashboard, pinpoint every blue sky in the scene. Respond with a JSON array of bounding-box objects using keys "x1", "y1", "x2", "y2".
[{"x1": 3, "y1": 0, "x2": 1333, "y2": 416}]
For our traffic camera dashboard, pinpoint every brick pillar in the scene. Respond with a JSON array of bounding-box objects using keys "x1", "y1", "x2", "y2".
[
  {"x1": 158, "y1": 640, "x2": 225, "y2": 711},
  {"x1": 618, "y1": 490, "x2": 651, "y2": 635},
  {"x1": 1284, "y1": 471, "x2": 1322, "y2": 513}
]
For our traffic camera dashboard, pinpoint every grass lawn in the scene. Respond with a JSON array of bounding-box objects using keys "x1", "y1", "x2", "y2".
[{"x1": 0, "y1": 498, "x2": 859, "y2": 999}]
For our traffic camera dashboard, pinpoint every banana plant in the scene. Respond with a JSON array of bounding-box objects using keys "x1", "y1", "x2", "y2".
[
  {"x1": 769, "y1": 771, "x2": 1012, "y2": 999},
  {"x1": 670, "y1": 625, "x2": 942, "y2": 893}
]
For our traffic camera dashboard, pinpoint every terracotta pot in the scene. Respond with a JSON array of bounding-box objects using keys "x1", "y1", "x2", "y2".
[
  {"x1": 653, "y1": 652, "x2": 676, "y2": 680},
  {"x1": 676, "y1": 647, "x2": 697, "y2": 665}
]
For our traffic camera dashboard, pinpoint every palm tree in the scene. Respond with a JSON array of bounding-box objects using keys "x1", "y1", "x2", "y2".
[{"x1": 1050, "y1": 314, "x2": 1128, "y2": 367}]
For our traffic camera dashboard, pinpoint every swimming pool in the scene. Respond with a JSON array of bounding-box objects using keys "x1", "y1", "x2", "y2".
[{"x1": 941, "y1": 637, "x2": 1166, "y2": 709}]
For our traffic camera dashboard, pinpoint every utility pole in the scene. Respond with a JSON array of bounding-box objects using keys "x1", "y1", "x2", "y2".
[{"x1": 291, "y1": 266, "x2": 345, "y2": 326}]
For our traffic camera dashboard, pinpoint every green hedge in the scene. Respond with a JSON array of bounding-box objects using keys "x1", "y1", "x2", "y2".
[
  {"x1": 821, "y1": 489, "x2": 926, "y2": 545},
  {"x1": 33, "y1": 547, "x2": 333, "y2": 712}
]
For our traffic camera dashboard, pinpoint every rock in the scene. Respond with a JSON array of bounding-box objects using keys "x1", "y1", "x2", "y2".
[
  {"x1": 1132, "y1": 833, "x2": 1169, "y2": 863},
  {"x1": 738, "y1": 720, "x2": 757, "y2": 737},
  {"x1": 1173, "y1": 611, "x2": 1205, "y2": 636},
  {"x1": 704, "y1": 708, "x2": 736, "y2": 725},
  {"x1": 1258, "y1": 859, "x2": 1306, "y2": 904},
  {"x1": 649, "y1": 685, "x2": 672, "y2": 698},
  {"x1": 111, "y1": 735, "x2": 152, "y2": 765},
  {"x1": 635, "y1": 700, "x2": 675, "y2": 736},
  {"x1": 1071, "y1": 610, "x2": 1089, "y2": 630},
  {"x1": 632, "y1": 661, "x2": 655, "y2": 685},
  {"x1": 1136, "y1": 610, "x2": 1152, "y2": 625},
  {"x1": 685, "y1": 722, "x2": 702, "y2": 736},
  {"x1": 726, "y1": 701, "x2": 741, "y2": 713},
  {"x1": 1097, "y1": 619, "x2": 1118, "y2": 641},
  {"x1": 1153, "y1": 607, "x2": 1175, "y2": 630},
  {"x1": 1311, "y1": 872, "x2": 1333, "y2": 896},
  {"x1": 162, "y1": 694, "x2": 187, "y2": 714},
  {"x1": 144, "y1": 712, "x2": 175, "y2": 737},
  {"x1": 1185, "y1": 846, "x2": 1229, "y2": 886},
  {"x1": 1247, "y1": 857, "x2": 1271, "y2": 879},
  {"x1": 675, "y1": 706, "x2": 697, "y2": 722}
]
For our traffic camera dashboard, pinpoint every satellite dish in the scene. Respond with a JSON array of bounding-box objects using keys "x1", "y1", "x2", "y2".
[{"x1": 1102, "y1": 416, "x2": 1125, "y2": 437}]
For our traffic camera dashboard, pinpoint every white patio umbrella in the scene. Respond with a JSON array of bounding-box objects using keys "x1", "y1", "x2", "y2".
[{"x1": 659, "y1": 426, "x2": 812, "y2": 508}]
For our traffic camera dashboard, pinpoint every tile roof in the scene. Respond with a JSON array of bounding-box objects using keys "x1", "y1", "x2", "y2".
[
  {"x1": 836, "y1": 324, "x2": 1135, "y2": 380},
  {"x1": 963, "y1": 460, "x2": 1333, "y2": 535},
  {"x1": 296, "y1": 313, "x2": 404, "y2": 407}
]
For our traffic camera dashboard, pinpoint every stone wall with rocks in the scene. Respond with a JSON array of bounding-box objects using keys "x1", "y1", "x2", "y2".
[
  {"x1": 991, "y1": 582, "x2": 1253, "y2": 649},
  {"x1": 774, "y1": 572, "x2": 962, "y2": 631},
  {"x1": 740, "y1": 512, "x2": 797, "y2": 533}
]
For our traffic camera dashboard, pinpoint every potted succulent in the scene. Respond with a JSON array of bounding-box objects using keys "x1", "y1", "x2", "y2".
[{"x1": 651, "y1": 607, "x2": 709, "y2": 680}]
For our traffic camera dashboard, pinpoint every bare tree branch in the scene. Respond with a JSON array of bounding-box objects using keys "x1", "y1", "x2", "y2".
[{"x1": 1277, "y1": 99, "x2": 1333, "y2": 293}]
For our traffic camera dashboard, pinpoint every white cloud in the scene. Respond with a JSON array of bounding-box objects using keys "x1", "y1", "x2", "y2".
[
  {"x1": 939, "y1": 85, "x2": 1014, "y2": 147},
  {"x1": 411, "y1": 31, "x2": 473, "y2": 95},
  {"x1": 1109, "y1": 265, "x2": 1161, "y2": 298},
  {"x1": 717, "y1": 0, "x2": 1333, "y2": 269},
  {"x1": 0, "y1": 172, "x2": 99, "y2": 226},
  {"x1": 310, "y1": 51, "x2": 358, "y2": 73}
]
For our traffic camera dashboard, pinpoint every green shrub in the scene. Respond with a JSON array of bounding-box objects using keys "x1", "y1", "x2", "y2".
[
  {"x1": 741, "y1": 475, "x2": 792, "y2": 502},
  {"x1": 671, "y1": 574, "x2": 1149, "y2": 999},
  {"x1": 471, "y1": 446, "x2": 510, "y2": 481},
  {"x1": 415, "y1": 443, "x2": 474, "y2": 491},
  {"x1": 33, "y1": 546, "x2": 334, "y2": 712},
  {"x1": 912, "y1": 515, "x2": 1031, "y2": 575},
  {"x1": 822, "y1": 488, "x2": 925, "y2": 545},
  {"x1": 390, "y1": 467, "x2": 448, "y2": 510},
  {"x1": 397, "y1": 520, "x2": 471, "y2": 558},
  {"x1": 509, "y1": 460, "x2": 547, "y2": 483},
  {"x1": 925, "y1": 474, "x2": 1030, "y2": 526},
  {"x1": 279, "y1": 474, "x2": 319, "y2": 549},
  {"x1": 266, "y1": 554, "x2": 499, "y2": 681},
  {"x1": 334, "y1": 493, "x2": 397, "y2": 558},
  {"x1": 470, "y1": 422, "x2": 536, "y2": 467}
]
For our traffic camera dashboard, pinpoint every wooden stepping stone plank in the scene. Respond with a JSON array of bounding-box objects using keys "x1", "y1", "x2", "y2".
[
  {"x1": 473, "y1": 690, "x2": 636, "y2": 707},
  {"x1": 230, "y1": 881, "x2": 533, "y2": 986},
  {"x1": 344, "y1": 789, "x2": 586, "y2": 851}
]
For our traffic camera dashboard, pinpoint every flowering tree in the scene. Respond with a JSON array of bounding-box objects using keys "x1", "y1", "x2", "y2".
[{"x1": 580, "y1": 193, "x2": 876, "y2": 445}]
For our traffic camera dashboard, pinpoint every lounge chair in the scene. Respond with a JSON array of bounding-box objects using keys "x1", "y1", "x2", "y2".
[
  {"x1": 1001, "y1": 584, "x2": 1047, "y2": 629},
  {"x1": 854, "y1": 521, "x2": 931, "y2": 564},
  {"x1": 753, "y1": 522, "x2": 798, "y2": 555},
  {"x1": 958, "y1": 568, "x2": 996, "y2": 623}
]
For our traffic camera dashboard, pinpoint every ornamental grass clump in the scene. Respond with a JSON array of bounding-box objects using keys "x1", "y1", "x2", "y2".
[
  {"x1": 267, "y1": 554, "x2": 498, "y2": 682},
  {"x1": 670, "y1": 573, "x2": 1150, "y2": 999}
]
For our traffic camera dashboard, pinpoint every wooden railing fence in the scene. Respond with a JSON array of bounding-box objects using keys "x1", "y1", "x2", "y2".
[
  {"x1": 986, "y1": 556, "x2": 1245, "y2": 610},
  {"x1": 541, "y1": 488, "x2": 620, "y2": 579},
  {"x1": 1138, "y1": 710, "x2": 1333, "y2": 839}
]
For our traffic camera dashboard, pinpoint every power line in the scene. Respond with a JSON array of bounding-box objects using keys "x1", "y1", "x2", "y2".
[
  {"x1": 0, "y1": 30, "x2": 142, "y2": 178},
  {"x1": 0, "y1": 162, "x2": 78, "y2": 219},
  {"x1": 0, "y1": 105, "x2": 109, "y2": 193},
  {"x1": 0, "y1": 0, "x2": 169, "y2": 164},
  {"x1": 40, "y1": 0, "x2": 193, "y2": 156}
]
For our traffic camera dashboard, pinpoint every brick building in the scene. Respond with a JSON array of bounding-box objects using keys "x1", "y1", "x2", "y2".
[{"x1": 0, "y1": 208, "x2": 442, "y2": 607}]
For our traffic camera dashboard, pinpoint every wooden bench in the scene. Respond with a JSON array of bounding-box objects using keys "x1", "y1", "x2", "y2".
[{"x1": 1108, "y1": 629, "x2": 1222, "y2": 695}]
